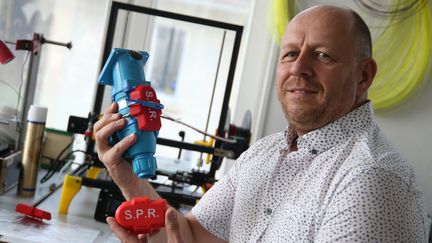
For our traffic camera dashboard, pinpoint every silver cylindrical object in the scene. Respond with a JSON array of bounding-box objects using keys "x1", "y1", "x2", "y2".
[{"x1": 17, "y1": 105, "x2": 47, "y2": 196}]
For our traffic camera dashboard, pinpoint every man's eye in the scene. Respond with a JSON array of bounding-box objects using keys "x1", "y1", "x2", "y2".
[
  {"x1": 281, "y1": 52, "x2": 297, "y2": 62},
  {"x1": 317, "y1": 52, "x2": 333, "y2": 63}
]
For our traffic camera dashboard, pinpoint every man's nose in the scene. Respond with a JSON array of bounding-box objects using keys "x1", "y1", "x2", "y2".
[{"x1": 290, "y1": 53, "x2": 312, "y2": 78}]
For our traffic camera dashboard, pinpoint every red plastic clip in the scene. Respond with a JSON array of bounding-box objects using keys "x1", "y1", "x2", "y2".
[
  {"x1": 129, "y1": 85, "x2": 162, "y2": 131},
  {"x1": 16, "y1": 203, "x2": 52, "y2": 220},
  {"x1": 115, "y1": 196, "x2": 167, "y2": 234}
]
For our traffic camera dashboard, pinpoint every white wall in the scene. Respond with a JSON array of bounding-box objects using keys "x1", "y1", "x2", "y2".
[{"x1": 374, "y1": 80, "x2": 432, "y2": 215}]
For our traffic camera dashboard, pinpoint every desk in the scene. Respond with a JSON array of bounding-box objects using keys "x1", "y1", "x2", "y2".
[
  {"x1": 0, "y1": 168, "x2": 119, "y2": 243},
  {"x1": 0, "y1": 156, "x2": 200, "y2": 242}
]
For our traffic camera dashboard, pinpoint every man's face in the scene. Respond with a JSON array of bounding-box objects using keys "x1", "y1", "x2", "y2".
[{"x1": 277, "y1": 8, "x2": 365, "y2": 135}]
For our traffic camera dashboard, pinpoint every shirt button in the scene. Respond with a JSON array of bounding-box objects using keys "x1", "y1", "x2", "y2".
[
  {"x1": 264, "y1": 208, "x2": 272, "y2": 215},
  {"x1": 310, "y1": 149, "x2": 318, "y2": 155}
]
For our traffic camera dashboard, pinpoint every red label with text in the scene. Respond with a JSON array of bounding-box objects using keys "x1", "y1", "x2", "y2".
[
  {"x1": 130, "y1": 85, "x2": 162, "y2": 131},
  {"x1": 115, "y1": 196, "x2": 167, "y2": 234}
]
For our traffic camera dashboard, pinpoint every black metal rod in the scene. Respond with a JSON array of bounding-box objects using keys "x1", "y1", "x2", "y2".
[
  {"x1": 211, "y1": 22, "x2": 243, "y2": 177},
  {"x1": 82, "y1": 177, "x2": 119, "y2": 191},
  {"x1": 41, "y1": 38, "x2": 72, "y2": 49},
  {"x1": 18, "y1": 33, "x2": 42, "y2": 150},
  {"x1": 112, "y1": 1, "x2": 243, "y2": 31},
  {"x1": 177, "y1": 131, "x2": 185, "y2": 159},
  {"x1": 93, "y1": 3, "x2": 119, "y2": 115},
  {"x1": 157, "y1": 137, "x2": 214, "y2": 154}
]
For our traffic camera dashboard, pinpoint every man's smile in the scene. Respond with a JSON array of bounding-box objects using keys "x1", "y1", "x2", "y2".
[{"x1": 286, "y1": 88, "x2": 318, "y2": 99}]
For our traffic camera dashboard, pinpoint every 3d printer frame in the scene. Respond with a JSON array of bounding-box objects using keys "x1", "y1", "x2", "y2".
[{"x1": 92, "y1": 2, "x2": 243, "y2": 178}]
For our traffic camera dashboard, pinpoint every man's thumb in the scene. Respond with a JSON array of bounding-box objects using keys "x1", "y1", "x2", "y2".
[{"x1": 165, "y1": 207, "x2": 184, "y2": 243}]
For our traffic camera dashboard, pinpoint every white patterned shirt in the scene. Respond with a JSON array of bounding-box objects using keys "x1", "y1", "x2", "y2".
[{"x1": 192, "y1": 102, "x2": 428, "y2": 242}]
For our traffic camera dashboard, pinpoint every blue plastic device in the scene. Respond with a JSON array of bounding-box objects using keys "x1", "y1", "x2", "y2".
[{"x1": 98, "y1": 48, "x2": 163, "y2": 179}]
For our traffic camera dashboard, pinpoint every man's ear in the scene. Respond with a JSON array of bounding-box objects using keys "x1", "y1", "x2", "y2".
[{"x1": 357, "y1": 58, "x2": 377, "y2": 97}]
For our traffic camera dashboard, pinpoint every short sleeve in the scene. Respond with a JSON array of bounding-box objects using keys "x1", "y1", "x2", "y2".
[
  {"x1": 191, "y1": 157, "x2": 241, "y2": 240},
  {"x1": 315, "y1": 167, "x2": 428, "y2": 242}
]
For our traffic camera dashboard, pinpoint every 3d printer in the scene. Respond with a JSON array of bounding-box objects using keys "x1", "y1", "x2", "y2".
[{"x1": 57, "y1": 2, "x2": 248, "y2": 222}]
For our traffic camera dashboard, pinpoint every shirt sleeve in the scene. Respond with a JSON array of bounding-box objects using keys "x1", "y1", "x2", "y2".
[
  {"x1": 315, "y1": 167, "x2": 428, "y2": 242},
  {"x1": 191, "y1": 157, "x2": 241, "y2": 240}
]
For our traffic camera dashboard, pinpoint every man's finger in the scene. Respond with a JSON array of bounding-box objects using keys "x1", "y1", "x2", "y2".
[
  {"x1": 93, "y1": 113, "x2": 121, "y2": 134},
  {"x1": 138, "y1": 234, "x2": 149, "y2": 242},
  {"x1": 104, "y1": 133, "x2": 136, "y2": 160},
  {"x1": 106, "y1": 217, "x2": 144, "y2": 243},
  {"x1": 93, "y1": 106, "x2": 122, "y2": 135},
  {"x1": 165, "y1": 208, "x2": 185, "y2": 243},
  {"x1": 106, "y1": 102, "x2": 119, "y2": 114},
  {"x1": 94, "y1": 118, "x2": 126, "y2": 149}
]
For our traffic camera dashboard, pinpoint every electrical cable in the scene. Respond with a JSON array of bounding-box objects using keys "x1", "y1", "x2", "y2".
[
  {"x1": 39, "y1": 140, "x2": 73, "y2": 183},
  {"x1": 39, "y1": 149, "x2": 87, "y2": 183},
  {"x1": 52, "y1": 159, "x2": 74, "y2": 185},
  {"x1": 39, "y1": 141, "x2": 72, "y2": 183},
  {"x1": 0, "y1": 79, "x2": 20, "y2": 95},
  {"x1": 15, "y1": 51, "x2": 30, "y2": 133},
  {"x1": 0, "y1": 41, "x2": 19, "y2": 95},
  {"x1": 161, "y1": 113, "x2": 236, "y2": 143},
  {"x1": 122, "y1": 112, "x2": 236, "y2": 143},
  {"x1": 32, "y1": 162, "x2": 92, "y2": 208}
]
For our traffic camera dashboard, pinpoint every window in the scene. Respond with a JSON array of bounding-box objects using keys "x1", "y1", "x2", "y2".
[{"x1": 0, "y1": 0, "x2": 109, "y2": 146}]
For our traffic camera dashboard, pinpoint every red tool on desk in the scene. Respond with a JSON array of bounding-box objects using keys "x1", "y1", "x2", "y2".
[
  {"x1": 15, "y1": 175, "x2": 68, "y2": 221},
  {"x1": 15, "y1": 162, "x2": 92, "y2": 221},
  {"x1": 115, "y1": 196, "x2": 167, "y2": 234},
  {"x1": 15, "y1": 203, "x2": 51, "y2": 220},
  {"x1": 15, "y1": 185, "x2": 58, "y2": 221}
]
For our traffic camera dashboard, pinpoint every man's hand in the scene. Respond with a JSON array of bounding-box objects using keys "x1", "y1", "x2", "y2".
[
  {"x1": 165, "y1": 208, "x2": 185, "y2": 243},
  {"x1": 95, "y1": 103, "x2": 221, "y2": 243},
  {"x1": 94, "y1": 102, "x2": 135, "y2": 171},
  {"x1": 106, "y1": 207, "x2": 185, "y2": 243},
  {"x1": 106, "y1": 216, "x2": 148, "y2": 243},
  {"x1": 93, "y1": 102, "x2": 142, "y2": 195}
]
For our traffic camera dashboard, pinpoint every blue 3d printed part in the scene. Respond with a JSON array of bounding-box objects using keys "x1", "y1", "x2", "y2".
[{"x1": 98, "y1": 48, "x2": 163, "y2": 179}]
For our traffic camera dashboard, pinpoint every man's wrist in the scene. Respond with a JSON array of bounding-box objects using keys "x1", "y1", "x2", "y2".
[
  {"x1": 106, "y1": 160, "x2": 137, "y2": 197},
  {"x1": 109, "y1": 162, "x2": 160, "y2": 199}
]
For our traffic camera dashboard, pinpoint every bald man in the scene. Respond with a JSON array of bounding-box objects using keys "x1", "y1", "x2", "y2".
[{"x1": 95, "y1": 5, "x2": 428, "y2": 243}]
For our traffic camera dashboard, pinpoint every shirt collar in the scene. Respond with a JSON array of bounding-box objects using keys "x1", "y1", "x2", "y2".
[{"x1": 283, "y1": 102, "x2": 375, "y2": 155}]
